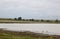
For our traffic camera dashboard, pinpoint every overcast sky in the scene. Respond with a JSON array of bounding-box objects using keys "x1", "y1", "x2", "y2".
[{"x1": 0, "y1": 0, "x2": 60, "y2": 19}]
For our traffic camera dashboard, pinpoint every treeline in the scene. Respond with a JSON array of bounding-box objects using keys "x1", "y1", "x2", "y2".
[
  {"x1": 14, "y1": 17, "x2": 60, "y2": 23},
  {"x1": 0, "y1": 17, "x2": 60, "y2": 23},
  {"x1": 14, "y1": 17, "x2": 34, "y2": 21}
]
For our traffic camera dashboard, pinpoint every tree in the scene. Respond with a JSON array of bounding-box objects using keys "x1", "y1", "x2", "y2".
[{"x1": 18, "y1": 17, "x2": 22, "y2": 20}]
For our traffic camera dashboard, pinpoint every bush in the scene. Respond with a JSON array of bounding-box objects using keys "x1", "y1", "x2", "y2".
[
  {"x1": 55, "y1": 19, "x2": 58, "y2": 23},
  {"x1": 29, "y1": 19, "x2": 34, "y2": 21},
  {"x1": 14, "y1": 18, "x2": 17, "y2": 20},
  {"x1": 46, "y1": 20, "x2": 50, "y2": 22},
  {"x1": 41, "y1": 19, "x2": 44, "y2": 22}
]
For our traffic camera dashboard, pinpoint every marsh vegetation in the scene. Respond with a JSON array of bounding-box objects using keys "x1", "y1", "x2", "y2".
[{"x1": 0, "y1": 28, "x2": 60, "y2": 39}]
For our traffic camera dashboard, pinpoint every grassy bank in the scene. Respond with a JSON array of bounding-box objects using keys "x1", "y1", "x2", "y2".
[{"x1": 0, "y1": 28, "x2": 60, "y2": 39}]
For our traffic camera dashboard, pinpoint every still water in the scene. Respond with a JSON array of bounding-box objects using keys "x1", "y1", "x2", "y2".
[{"x1": 0, "y1": 23, "x2": 60, "y2": 35}]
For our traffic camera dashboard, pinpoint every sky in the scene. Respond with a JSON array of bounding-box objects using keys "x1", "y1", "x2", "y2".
[{"x1": 0, "y1": 0, "x2": 60, "y2": 19}]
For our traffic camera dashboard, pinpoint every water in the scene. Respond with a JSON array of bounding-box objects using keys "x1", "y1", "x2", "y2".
[{"x1": 0, "y1": 23, "x2": 60, "y2": 35}]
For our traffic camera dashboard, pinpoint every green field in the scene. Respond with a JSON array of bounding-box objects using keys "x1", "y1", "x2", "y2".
[{"x1": 0, "y1": 29, "x2": 60, "y2": 39}]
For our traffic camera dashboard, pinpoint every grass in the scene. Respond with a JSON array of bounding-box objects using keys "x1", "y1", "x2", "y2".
[
  {"x1": 0, "y1": 29, "x2": 60, "y2": 39},
  {"x1": 0, "y1": 20, "x2": 34, "y2": 23}
]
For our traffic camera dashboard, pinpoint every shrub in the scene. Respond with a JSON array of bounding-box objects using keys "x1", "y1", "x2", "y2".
[
  {"x1": 55, "y1": 19, "x2": 58, "y2": 23},
  {"x1": 46, "y1": 20, "x2": 50, "y2": 22},
  {"x1": 14, "y1": 18, "x2": 17, "y2": 20},
  {"x1": 41, "y1": 19, "x2": 44, "y2": 22}
]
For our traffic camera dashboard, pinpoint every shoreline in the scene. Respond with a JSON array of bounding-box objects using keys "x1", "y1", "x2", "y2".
[
  {"x1": 0, "y1": 22, "x2": 60, "y2": 24},
  {"x1": 0, "y1": 19, "x2": 60, "y2": 24}
]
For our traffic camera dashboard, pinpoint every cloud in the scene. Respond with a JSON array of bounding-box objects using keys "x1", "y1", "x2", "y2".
[{"x1": 0, "y1": 0, "x2": 60, "y2": 19}]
